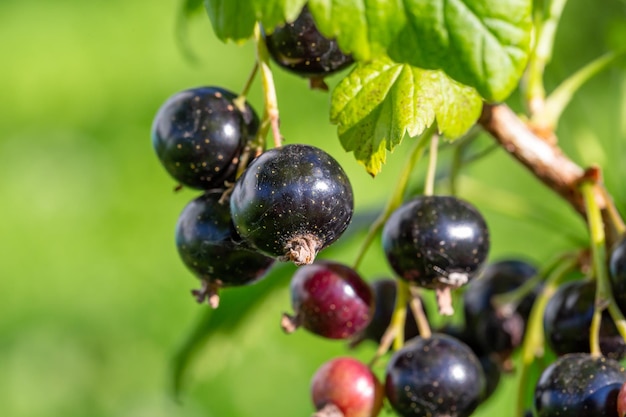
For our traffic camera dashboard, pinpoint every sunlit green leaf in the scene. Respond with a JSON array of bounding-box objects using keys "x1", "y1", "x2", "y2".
[
  {"x1": 330, "y1": 58, "x2": 482, "y2": 176},
  {"x1": 203, "y1": 0, "x2": 307, "y2": 42},
  {"x1": 309, "y1": 0, "x2": 532, "y2": 101}
]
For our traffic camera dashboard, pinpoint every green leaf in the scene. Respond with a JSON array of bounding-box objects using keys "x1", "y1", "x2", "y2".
[
  {"x1": 203, "y1": 0, "x2": 307, "y2": 42},
  {"x1": 330, "y1": 58, "x2": 482, "y2": 176},
  {"x1": 309, "y1": 0, "x2": 532, "y2": 101}
]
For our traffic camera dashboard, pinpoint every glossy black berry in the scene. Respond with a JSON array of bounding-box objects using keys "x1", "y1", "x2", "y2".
[
  {"x1": 264, "y1": 5, "x2": 353, "y2": 90},
  {"x1": 610, "y1": 236, "x2": 626, "y2": 313},
  {"x1": 176, "y1": 191, "x2": 275, "y2": 307},
  {"x1": 385, "y1": 333, "x2": 486, "y2": 417},
  {"x1": 463, "y1": 259, "x2": 539, "y2": 358},
  {"x1": 310, "y1": 357, "x2": 384, "y2": 417},
  {"x1": 543, "y1": 279, "x2": 626, "y2": 360},
  {"x1": 382, "y1": 195, "x2": 490, "y2": 314},
  {"x1": 230, "y1": 144, "x2": 353, "y2": 265},
  {"x1": 534, "y1": 353, "x2": 626, "y2": 417},
  {"x1": 349, "y1": 279, "x2": 422, "y2": 348},
  {"x1": 152, "y1": 86, "x2": 259, "y2": 190},
  {"x1": 282, "y1": 261, "x2": 373, "y2": 339},
  {"x1": 436, "y1": 324, "x2": 502, "y2": 402}
]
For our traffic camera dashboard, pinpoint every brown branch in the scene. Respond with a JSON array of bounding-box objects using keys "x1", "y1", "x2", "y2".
[
  {"x1": 479, "y1": 103, "x2": 600, "y2": 215},
  {"x1": 479, "y1": 103, "x2": 621, "y2": 246}
]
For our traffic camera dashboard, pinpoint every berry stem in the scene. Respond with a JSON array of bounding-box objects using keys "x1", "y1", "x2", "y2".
[
  {"x1": 234, "y1": 61, "x2": 259, "y2": 111},
  {"x1": 409, "y1": 286, "x2": 431, "y2": 339},
  {"x1": 392, "y1": 281, "x2": 410, "y2": 351},
  {"x1": 369, "y1": 280, "x2": 411, "y2": 367},
  {"x1": 515, "y1": 255, "x2": 578, "y2": 417},
  {"x1": 523, "y1": 0, "x2": 569, "y2": 117},
  {"x1": 580, "y1": 175, "x2": 626, "y2": 346},
  {"x1": 424, "y1": 134, "x2": 439, "y2": 196},
  {"x1": 491, "y1": 252, "x2": 576, "y2": 314},
  {"x1": 254, "y1": 23, "x2": 282, "y2": 148},
  {"x1": 534, "y1": 49, "x2": 626, "y2": 131},
  {"x1": 352, "y1": 125, "x2": 436, "y2": 270}
]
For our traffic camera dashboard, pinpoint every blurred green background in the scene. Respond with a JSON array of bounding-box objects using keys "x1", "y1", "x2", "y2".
[{"x1": 0, "y1": 1, "x2": 624, "y2": 416}]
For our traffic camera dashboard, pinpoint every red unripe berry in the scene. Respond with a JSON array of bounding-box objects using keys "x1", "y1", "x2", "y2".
[{"x1": 311, "y1": 357, "x2": 384, "y2": 417}]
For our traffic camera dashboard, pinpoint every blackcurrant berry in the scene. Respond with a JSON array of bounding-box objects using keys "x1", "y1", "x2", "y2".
[
  {"x1": 463, "y1": 259, "x2": 539, "y2": 359},
  {"x1": 264, "y1": 5, "x2": 353, "y2": 90},
  {"x1": 534, "y1": 353, "x2": 626, "y2": 417},
  {"x1": 436, "y1": 324, "x2": 502, "y2": 402},
  {"x1": 282, "y1": 261, "x2": 373, "y2": 339},
  {"x1": 230, "y1": 144, "x2": 354, "y2": 265},
  {"x1": 176, "y1": 191, "x2": 275, "y2": 307},
  {"x1": 543, "y1": 279, "x2": 626, "y2": 360},
  {"x1": 310, "y1": 357, "x2": 384, "y2": 417},
  {"x1": 382, "y1": 195, "x2": 490, "y2": 315},
  {"x1": 385, "y1": 333, "x2": 486, "y2": 417},
  {"x1": 152, "y1": 86, "x2": 259, "y2": 190},
  {"x1": 610, "y1": 236, "x2": 626, "y2": 313},
  {"x1": 349, "y1": 279, "x2": 422, "y2": 348}
]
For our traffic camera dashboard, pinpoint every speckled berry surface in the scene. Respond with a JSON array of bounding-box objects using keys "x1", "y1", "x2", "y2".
[
  {"x1": 385, "y1": 333, "x2": 486, "y2": 417},
  {"x1": 311, "y1": 357, "x2": 384, "y2": 417},
  {"x1": 286, "y1": 261, "x2": 373, "y2": 339},
  {"x1": 264, "y1": 5, "x2": 353, "y2": 80},
  {"x1": 152, "y1": 86, "x2": 258, "y2": 190},
  {"x1": 230, "y1": 144, "x2": 353, "y2": 265},
  {"x1": 534, "y1": 353, "x2": 626, "y2": 417},
  {"x1": 543, "y1": 279, "x2": 626, "y2": 360},
  {"x1": 463, "y1": 259, "x2": 539, "y2": 357},
  {"x1": 176, "y1": 191, "x2": 275, "y2": 305},
  {"x1": 382, "y1": 196, "x2": 490, "y2": 291}
]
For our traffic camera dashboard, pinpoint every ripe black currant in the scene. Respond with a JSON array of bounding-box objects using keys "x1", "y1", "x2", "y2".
[
  {"x1": 436, "y1": 324, "x2": 502, "y2": 402},
  {"x1": 310, "y1": 357, "x2": 384, "y2": 417},
  {"x1": 463, "y1": 259, "x2": 539, "y2": 359},
  {"x1": 230, "y1": 144, "x2": 354, "y2": 265},
  {"x1": 543, "y1": 279, "x2": 626, "y2": 359},
  {"x1": 385, "y1": 333, "x2": 486, "y2": 417},
  {"x1": 349, "y1": 279, "x2": 422, "y2": 348},
  {"x1": 382, "y1": 195, "x2": 490, "y2": 315},
  {"x1": 263, "y1": 5, "x2": 353, "y2": 90},
  {"x1": 176, "y1": 191, "x2": 275, "y2": 307},
  {"x1": 282, "y1": 261, "x2": 373, "y2": 339},
  {"x1": 534, "y1": 353, "x2": 626, "y2": 417},
  {"x1": 610, "y1": 235, "x2": 626, "y2": 313},
  {"x1": 152, "y1": 86, "x2": 258, "y2": 190}
]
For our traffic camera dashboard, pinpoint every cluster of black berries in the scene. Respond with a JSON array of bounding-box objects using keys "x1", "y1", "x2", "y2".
[
  {"x1": 151, "y1": 86, "x2": 355, "y2": 307},
  {"x1": 151, "y1": 4, "x2": 626, "y2": 417}
]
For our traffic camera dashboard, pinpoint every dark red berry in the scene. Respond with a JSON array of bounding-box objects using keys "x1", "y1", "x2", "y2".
[
  {"x1": 349, "y1": 279, "x2": 422, "y2": 348},
  {"x1": 310, "y1": 357, "x2": 384, "y2": 417},
  {"x1": 543, "y1": 279, "x2": 626, "y2": 360},
  {"x1": 152, "y1": 86, "x2": 258, "y2": 190},
  {"x1": 382, "y1": 195, "x2": 490, "y2": 315},
  {"x1": 463, "y1": 259, "x2": 539, "y2": 359},
  {"x1": 264, "y1": 5, "x2": 353, "y2": 90},
  {"x1": 282, "y1": 261, "x2": 373, "y2": 339},
  {"x1": 176, "y1": 191, "x2": 275, "y2": 307},
  {"x1": 534, "y1": 353, "x2": 626, "y2": 417},
  {"x1": 230, "y1": 144, "x2": 353, "y2": 266},
  {"x1": 385, "y1": 333, "x2": 486, "y2": 417}
]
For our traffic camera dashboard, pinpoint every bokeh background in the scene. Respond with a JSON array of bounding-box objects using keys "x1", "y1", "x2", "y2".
[{"x1": 1, "y1": 1, "x2": 625, "y2": 416}]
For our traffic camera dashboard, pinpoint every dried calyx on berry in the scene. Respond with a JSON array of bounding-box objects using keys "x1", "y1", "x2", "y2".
[{"x1": 382, "y1": 195, "x2": 490, "y2": 315}]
